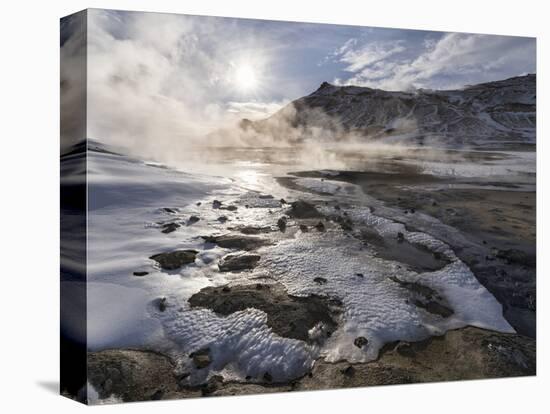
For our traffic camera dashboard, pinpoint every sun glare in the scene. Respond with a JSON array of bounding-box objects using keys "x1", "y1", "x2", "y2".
[{"x1": 234, "y1": 63, "x2": 259, "y2": 93}]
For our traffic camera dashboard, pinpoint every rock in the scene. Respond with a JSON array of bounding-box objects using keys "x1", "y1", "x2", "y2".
[
  {"x1": 157, "y1": 297, "x2": 167, "y2": 312},
  {"x1": 314, "y1": 221, "x2": 326, "y2": 232},
  {"x1": 397, "y1": 232, "x2": 405, "y2": 242},
  {"x1": 355, "y1": 273, "x2": 364, "y2": 278},
  {"x1": 133, "y1": 271, "x2": 149, "y2": 277},
  {"x1": 354, "y1": 336, "x2": 369, "y2": 349},
  {"x1": 395, "y1": 342, "x2": 415, "y2": 357},
  {"x1": 219, "y1": 253, "x2": 261, "y2": 272},
  {"x1": 202, "y1": 234, "x2": 270, "y2": 250},
  {"x1": 217, "y1": 216, "x2": 228, "y2": 223},
  {"x1": 259, "y1": 194, "x2": 274, "y2": 199},
  {"x1": 233, "y1": 225, "x2": 271, "y2": 235},
  {"x1": 222, "y1": 286, "x2": 231, "y2": 292},
  {"x1": 288, "y1": 200, "x2": 322, "y2": 218},
  {"x1": 161, "y1": 222, "x2": 180, "y2": 234},
  {"x1": 223, "y1": 205, "x2": 238, "y2": 211},
  {"x1": 150, "y1": 250, "x2": 198, "y2": 270},
  {"x1": 201, "y1": 375, "x2": 223, "y2": 396},
  {"x1": 162, "y1": 207, "x2": 177, "y2": 214},
  {"x1": 263, "y1": 372, "x2": 273, "y2": 382},
  {"x1": 190, "y1": 348, "x2": 211, "y2": 369},
  {"x1": 314, "y1": 277, "x2": 327, "y2": 285},
  {"x1": 342, "y1": 366, "x2": 356, "y2": 377},
  {"x1": 212, "y1": 200, "x2": 222, "y2": 209},
  {"x1": 187, "y1": 215, "x2": 200, "y2": 225},
  {"x1": 410, "y1": 208, "x2": 416, "y2": 214},
  {"x1": 277, "y1": 217, "x2": 287, "y2": 232},
  {"x1": 300, "y1": 224, "x2": 309, "y2": 233},
  {"x1": 280, "y1": 198, "x2": 287, "y2": 204},
  {"x1": 196, "y1": 202, "x2": 202, "y2": 206},
  {"x1": 189, "y1": 283, "x2": 341, "y2": 342}
]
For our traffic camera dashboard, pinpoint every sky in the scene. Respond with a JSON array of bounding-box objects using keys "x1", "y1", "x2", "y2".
[{"x1": 62, "y1": 9, "x2": 536, "y2": 149}]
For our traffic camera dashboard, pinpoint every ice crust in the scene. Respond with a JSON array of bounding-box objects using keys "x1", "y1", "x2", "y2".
[{"x1": 87, "y1": 149, "x2": 514, "y2": 384}]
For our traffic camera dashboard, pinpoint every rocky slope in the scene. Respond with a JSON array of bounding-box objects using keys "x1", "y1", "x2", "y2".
[{"x1": 242, "y1": 74, "x2": 536, "y2": 146}]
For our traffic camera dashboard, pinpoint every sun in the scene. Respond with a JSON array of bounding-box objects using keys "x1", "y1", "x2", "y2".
[{"x1": 234, "y1": 63, "x2": 259, "y2": 93}]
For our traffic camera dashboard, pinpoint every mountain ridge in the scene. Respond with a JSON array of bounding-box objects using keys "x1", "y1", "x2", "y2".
[{"x1": 241, "y1": 74, "x2": 536, "y2": 146}]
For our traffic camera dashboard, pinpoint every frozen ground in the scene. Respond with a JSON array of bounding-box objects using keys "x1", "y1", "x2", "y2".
[{"x1": 87, "y1": 143, "x2": 525, "y2": 396}]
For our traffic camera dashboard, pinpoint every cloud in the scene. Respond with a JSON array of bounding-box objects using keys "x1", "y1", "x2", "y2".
[
  {"x1": 332, "y1": 33, "x2": 536, "y2": 91},
  {"x1": 226, "y1": 100, "x2": 288, "y2": 119},
  {"x1": 84, "y1": 10, "x2": 280, "y2": 159}
]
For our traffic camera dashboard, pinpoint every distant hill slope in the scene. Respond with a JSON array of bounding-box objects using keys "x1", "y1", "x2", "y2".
[{"x1": 241, "y1": 74, "x2": 535, "y2": 146}]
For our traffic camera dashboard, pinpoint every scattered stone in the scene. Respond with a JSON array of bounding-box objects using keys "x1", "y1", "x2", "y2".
[
  {"x1": 496, "y1": 248, "x2": 536, "y2": 267},
  {"x1": 133, "y1": 271, "x2": 149, "y2": 277},
  {"x1": 196, "y1": 202, "x2": 202, "y2": 206},
  {"x1": 410, "y1": 208, "x2": 416, "y2": 214},
  {"x1": 342, "y1": 366, "x2": 356, "y2": 377},
  {"x1": 150, "y1": 250, "x2": 198, "y2": 270},
  {"x1": 161, "y1": 222, "x2": 180, "y2": 234},
  {"x1": 263, "y1": 372, "x2": 273, "y2": 382},
  {"x1": 224, "y1": 205, "x2": 238, "y2": 212},
  {"x1": 201, "y1": 375, "x2": 223, "y2": 396},
  {"x1": 162, "y1": 207, "x2": 177, "y2": 214},
  {"x1": 288, "y1": 200, "x2": 322, "y2": 218},
  {"x1": 354, "y1": 336, "x2": 369, "y2": 349},
  {"x1": 277, "y1": 217, "x2": 287, "y2": 232},
  {"x1": 187, "y1": 215, "x2": 200, "y2": 225},
  {"x1": 259, "y1": 194, "x2": 274, "y2": 199},
  {"x1": 356, "y1": 273, "x2": 364, "y2": 278},
  {"x1": 190, "y1": 348, "x2": 211, "y2": 369},
  {"x1": 432, "y1": 201, "x2": 438, "y2": 207},
  {"x1": 232, "y1": 225, "x2": 271, "y2": 235},
  {"x1": 219, "y1": 253, "x2": 261, "y2": 272},
  {"x1": 217, "y1": 216, "x2": 228, "y2": 223},
  {"x1": 335, "y1": 205, "x2": 341, "y2": 211},
  {"x1": 212, "y1": 200, "x2": 222, "y2": 209},
  {"x1": 300, "y1": 224, "x2": 309, "y2": 233},
  {"x1": 397, "y1": 232, "x2": 405, "y2": 242},
  {"x1": 202, "y1": 234, "x2": 270, "y2": 250},
  {"x1": 315, "y1": 221, "x2": 326, "y2": 232},
  {"x1": 222, "y1": 286, "x2": 231, "y2": 293},
  {"x1": 280, "y1": 198, "x2": 287, "y2": 204},
  {"x1": 314, "y1": 277, "x2": 327, "y2": 285}
]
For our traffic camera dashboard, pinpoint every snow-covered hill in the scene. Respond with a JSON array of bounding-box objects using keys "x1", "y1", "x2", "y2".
[{"x1": 243, "y1": 74, "x2": 535, "y2": 146}]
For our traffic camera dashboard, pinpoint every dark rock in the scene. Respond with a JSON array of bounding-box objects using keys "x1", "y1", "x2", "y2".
[
  {"x1": 217, "y1": 216, "x2": 228, "y2": 223},
  {"x1": 280, "y1": 198, "x2": 287, "y2": 204},
  {"x1": 196, "y1": 202, "x2": 202, "y2": 206},
  {"x1": 161, "y1": 222, "x2": 180, "y2": 234},
  {"x1": 354, "y1": 336, "x2": 369, "y2": 349},
  {"x1": 212, "y1": 200, "x2": 222, "y2": 209},
  {"x1": 410, "y1": 208, "x2": 416, "y2": 214},
  {"x1": 189, "y1": 283, "x2": 341, "y2": 342},
  {"x1": 133, "y1": 271, "x2": 149, "y2": 277},
  {"x1": 263, "y1": 372, "x2": 273, "y2": 382},
  {"x1": 157, "y1": 297, "x2": 167, "y2": 312},
  {"x1": 342, "y1": 366, "x2": 356, "y2": 377},
  {"x1": 223, "y1": 205, "x2": 238, "y2": 212},
  {"x1": 219, "y1": 253, "x2": 261, "y2": 272},
  {"x1": 150, "y1": 390, "x2": 164, "y2": 400},
  {"x1": 315, "y1": 221, "x2": 326, "y2": 232},
  {"x1": 259, "y1": 195, "x2": 274, "y2": 199},
  {"x1": 190, "y1": 348, "x2": 211, "y2": 369},
  {"x1": 187, "y1": 215, "x2": 200, "y2": 225},
  {"x1": 397, "y1": 232, "x2": 405, "y2": 242},
  {"x1": 222, "y1": 286, "x2": 231, "y2": 293},
  {"x1": 201, "y1": 375, "x2": 223, "y2": 396},
  {"x1": 288, "y1": 200, "x2": 322, "y2": 219},
  {"x1": 150, "y1": 250, "x2": 198, "y2": 270},
  {"x1": 300, "y1": 224, "x2": 309, "y2": 232},
  {"x1": 395, "y1": 342, "x2": 415, "y2": 357},
  {"x1": 314, "y1": 277, "x2": 327, "y2": 285},
  {"x1": 356, "y1": 273, "x2": 364, "y2": 278},
  {"x1": 162, "y1": 207, "x2": 177, "y2": 214},
  {"x1": 202, "y1": 234, "x2": 270, "y2": 250},
  {"x1": 277, "y1": 217, "x2": 287, "y2": 232},
  {"x1": 233, "y1": 225, "x2": 271, "y2": 235}
]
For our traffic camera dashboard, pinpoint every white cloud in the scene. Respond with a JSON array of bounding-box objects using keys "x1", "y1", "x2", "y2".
[{"x1": 333, "y1": 33, "x2": 536, "y2": 91}]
